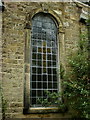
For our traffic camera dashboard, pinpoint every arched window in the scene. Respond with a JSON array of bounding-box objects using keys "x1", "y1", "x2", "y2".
[{"x1": 30, "y1": 13, "x2": 58, "y2": 107}]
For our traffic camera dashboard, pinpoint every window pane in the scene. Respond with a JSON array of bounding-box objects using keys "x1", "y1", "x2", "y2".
[
  {"x1": 32, "y1": 33, "x2": 38, "y2": 39},
  {"x1": 47, "y1": 42, "x2": 52, "y2": 47},
  {"x1": 43, "y1": 82, "x2": 47, "y2": 89},
  {"x1": 32, "y1": 40, "x2": 37, "y2": 45},
  {"x1": 30, "y1": 13, "x2": 58, "y2": 107},
  {"x1": 53, "y1": 83, "x2": 57, "y2": 89},
  {"x1": 43, "y1": 61, "x2": 46, "y2": 67},
  {"x1": 52, "y1": 48, "x2": 57, "y2": 54},
  {"x1": 53, "y1": 68, "x2": 57, "y2": 74},
  {"x1": 48, "y1": 82, "x2": 52, "y2": 89},
  {"x1": 53, "y1": 75, "x2": 57, "y2": 81},
  {"x1": 43, "y1": 68, "x2": 46, "y2": 73},
  {"x1": 37, "y1": 40, "x2": 42, "y2": 46},
  {"x1": 43, "y1": 75, "x2": 47, "y2": 81},
  {"x1": 37, "y1": 75, "x2": 42, "y2": 81},
  {"x1": 43, "y1": 54, "x2": 46, "y2": 60},
  {"x1": 37, "y1": 60, "x2": 42, "y2": 66},
  {"x1": 52, "y1": 55, "x2": 56, "y2": 61},
  {"x1": 43, "y1": 41, "x2": 46, "y2": 47},
  {"x1": 37, "y1": 90, "x2": 42, "y2": 97},
  {"x1": 32, "y1": 60, "x2": 36, "y2": 66},
  {"x1": 32, "y1": 75, "x2": 36, "y2": 81},
  {"x1": 48, "y1": 75, "x2": 52, "y2": 81},
  {"x1": 43, "y1": 48, "x2": 46, "y2": 53},
  {"x1": 32, "y1": 47, "x2": 37, "y2": 52},
  {"x1": 32, "y1": 98, "x2": 36, "y2": 105},
  {"x1": 32, "y1": 82, "x2": 36, "y2": 88},
  {"x1": 32, "y1": 67, "x2": 36, "y2": 73},
  {"x1": 37, "y1": 68, "x2": 42, "y2": 74},
  {"x1": 48, "y1": 68, "x2": 52, "y2": 74},
  {"x1": 38, "y1": 47, "x2": 42, "y2": 52},
  {"x1": 37, "y1": 54, "x2": 42, "y2": 60},
  {"x1": 32, "y1": 90, "x2": 36, "y2": 97},
  {"x1": 32, "y1": 53, "x2": 36, "y2": 59},
  {"x1": 37, "y1": 82, "x2": 42, "y2": 89},
  {"x1": 47, "y1": 61, "x2": 51, "y2": 67},
  {"x1": 52, "y1": 62, "x2": 56, "y2": 67},
  {"x1": 47, "y1": 54, "x2": 51, "y2": 60}
]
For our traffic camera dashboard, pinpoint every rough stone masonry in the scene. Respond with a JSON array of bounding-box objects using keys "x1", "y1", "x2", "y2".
[{"x1": 1, "y1": 1, "x2": 90, "y2": 119}]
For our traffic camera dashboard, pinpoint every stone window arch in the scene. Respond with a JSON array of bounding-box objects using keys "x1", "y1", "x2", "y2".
[
  {"x1": 30, "y1": 12, "x2": 58, "y2": 107},
  {"x1": 24, "y1": 12, "x2": 64, "y2": 113}
]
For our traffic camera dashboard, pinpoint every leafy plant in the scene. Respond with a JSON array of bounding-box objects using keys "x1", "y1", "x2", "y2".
[
  {"x1": 62, "y1": 33, "x2": 90, "y2": 118},
  {"x1": 37, "y1": 90, "x2": 61, "y2": 107},
  {"x1": 37, "y1": 90, "x2": 68, "y2": 113}
]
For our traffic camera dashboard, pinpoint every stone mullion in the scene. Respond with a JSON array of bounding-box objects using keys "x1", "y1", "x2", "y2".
[
  {"x1": 58, "y1": 27, "x2": 65, "y2": 93},
  {"x1": 24, "y1": 28, "x2": 31, "y2": 113},
  {"x1": 59, "y1": 27, "x2": 66, "y2": 68}
]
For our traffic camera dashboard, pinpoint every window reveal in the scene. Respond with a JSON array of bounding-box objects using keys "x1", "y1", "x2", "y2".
[{"x1": 30, "y1": 13, "x2": 58, "y2": 107}]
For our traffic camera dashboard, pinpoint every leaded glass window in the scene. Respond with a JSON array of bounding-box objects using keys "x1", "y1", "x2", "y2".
[{"x1": 30, "y1": 13, "x2": 58, "y2": 107}]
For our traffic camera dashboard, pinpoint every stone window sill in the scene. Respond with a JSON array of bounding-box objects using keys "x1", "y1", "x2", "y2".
[{"x1": 23, "y1": 107, "x2": 60, "y2": 114}]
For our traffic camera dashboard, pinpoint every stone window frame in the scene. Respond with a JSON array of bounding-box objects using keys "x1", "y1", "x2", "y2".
[
  {"x1": 23, "y1": 8, "x2": 65, "y2": 114},
  {"x1": 30, "y1": 12, "x2": 59, "y2": 107}
]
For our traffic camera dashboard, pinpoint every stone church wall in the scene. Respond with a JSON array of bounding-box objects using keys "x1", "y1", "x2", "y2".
[{"x1": 1, "y1": 2, "x2": 89, "y2": 119}]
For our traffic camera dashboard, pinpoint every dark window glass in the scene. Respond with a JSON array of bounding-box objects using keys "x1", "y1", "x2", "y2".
[
  {"x1": 37, "y1": 54, "x2": 42, "y2": 60},
  {"x1": 48, "y1": 75, "x2": 52, "y2": 81},
  {"x1": 32, "y1": 47, "x2": 37, "y2": 53},
  {"x1": 32, "y1": 82, "x2": 36, "y2": 88},
  {"x1": 43, "y1": 75, "x2": 47, "y2": 81},
  {"x1": 52, "y1": 55, "x2": 56, "y2": 61},
  {"x1": 32, "y1": 67, "x2": 36, "y2": 73},
  {"x1": 30, "y1": 13, "x2": 58, "y2": 107},
  {"x1": 37, "y1": 68, "x2": 42, "y2": 74},
  {"x1": 37, "y1": 75, "x2": 42, "y2": 81},
  {"x1": 32, "y1": 98, "x2": 36, "y2": 105},
  {"x1": 48, "y1": 82, "x2": 52, "y2": 89},
  {"x1": 53, "y1": 83, "x2": 57, "y2": 89},
  {"x1": 47, "y1": 61, "x2": 52, "y2": 67},
  {"x1": 43, "y1": 82, "x2": 47, "y2": 89},
  {"x1": 32, "y1": 60, "x2": 36, "y2": 66},
  {"x1": 53, "y1": 75, "x2": 57, "y2": 82},
  {"x1": 53, "y1": 62, "x2": 56, "y2": 67},
  {"x1": 38, "y1": 47, "x2": 42, "y2": 53},
  {"x1": 32, "y1": 90, "x2": 36, "y2": 97},
  {"x1": 48, "y1": 68, "x2": 52, "y2": 74},
  {"x1": 47, "y1": 54, "x2": 51, "y2": 60},
  {"x1": 53, "y1": 68, "x2": 57, "y2": 74},
  {"x1": 32, "y1": 53, "x2": 36, "y2": 59},
  {"x1": 37, "y1": 90, "x2": 42, "y2": 97},
  {"x1": 32, "y1": 75, "x2": 36, "y2": 81},
  {"x1": 37, "y1": 82, "x2": 42, "y2": 88},
  {"x1": 43, "y1": 68, "x2": 46, "y2": 73},
  {"x1": 37, "y1": 60, "x2": 42, "y2": 66}
]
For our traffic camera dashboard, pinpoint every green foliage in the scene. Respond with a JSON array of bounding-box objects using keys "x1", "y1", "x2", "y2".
[
  {"x1": 37, "y1": 90, "x2": 67, "y2": 113},
  {"x1": 37, "y1": 90, "x2": 61, "y2": 107},
  {"x1": 62, "y1": 33, "x2": 90, "y2": 118}
]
